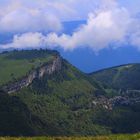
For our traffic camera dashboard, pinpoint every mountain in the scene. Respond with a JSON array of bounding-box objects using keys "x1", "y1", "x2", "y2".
[
  {"x1": 0, "y1": 50, "x2": 140, "y2": 136},
  {"x1": 91, "y1": 64, "x2": 140, "y2": 91},
  {"x1": 90, "y1": 64, "x2": 140, "y2": 133},
  {"x1": 0, "y1": 49, "x2": 108, "y2": 136}
]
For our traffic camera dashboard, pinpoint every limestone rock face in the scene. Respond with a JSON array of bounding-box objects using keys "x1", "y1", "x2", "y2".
[
  {"x1": 3, "y1": 56, "x2": 62, "y2": 94},
  {"x1": 38, "y1": 56, "x2": 62, "y2": 78}
]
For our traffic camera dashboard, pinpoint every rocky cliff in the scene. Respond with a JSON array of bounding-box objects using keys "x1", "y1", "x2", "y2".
[
  {"x1": 92, "y1": 93, "x2": 140, "y2": 110},
  {"x1": 3, "y1": 56, "x2": 62, "y2": 94}
]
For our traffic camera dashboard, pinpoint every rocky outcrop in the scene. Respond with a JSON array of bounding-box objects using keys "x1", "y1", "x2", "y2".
[
  {"x1": 92, "y1": 96, "x2": 113, "y2": 110},
  {"x1": 38, "y1": 55, "x2": 62, "y2": 78},
  {"x1": 3, "y1": 56, "x2": 62, "y2": 94},
  {"x1": 92, "y1": 94, "x2": 140, "y2": 110}
]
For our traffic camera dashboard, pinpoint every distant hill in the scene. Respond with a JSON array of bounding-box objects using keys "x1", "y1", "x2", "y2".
[{"x1": 91, "y1": 64, "x2": 140, "y2": 90}]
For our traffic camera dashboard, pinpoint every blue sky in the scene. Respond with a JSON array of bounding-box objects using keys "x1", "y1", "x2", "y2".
[{"x1": 0, "y1": 0, "x2": 140, "y2": 72}]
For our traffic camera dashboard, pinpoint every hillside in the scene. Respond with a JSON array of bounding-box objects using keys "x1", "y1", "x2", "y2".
[
  {"x1": 0, "y1": 50, "x2": 108, "y2": 136},
  {"x1": 0, "y1": 50, "x2": 140, "y2": 136},
  {"x1": 90, "y1": 64, "x2": 140, "y2": 134},
  {"x1": 0, "y1": 49, "x2": 57, "y2": 86},
  {"x1": 91, "y1": 64, "x2": 140, "y2": 90}
]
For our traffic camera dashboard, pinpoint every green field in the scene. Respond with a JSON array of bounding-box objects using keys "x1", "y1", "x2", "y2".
[
  {"x1": 0, "y1": 50, "x2": 55, "y2": 86},
  {"x1": 0, "y1": 133, "x2": 140, "y2": 140}
]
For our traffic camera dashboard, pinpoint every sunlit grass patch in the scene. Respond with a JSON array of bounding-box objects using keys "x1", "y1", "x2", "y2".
[{"x1": 0, "y1": 134, "x2": 140, "y2": 140}]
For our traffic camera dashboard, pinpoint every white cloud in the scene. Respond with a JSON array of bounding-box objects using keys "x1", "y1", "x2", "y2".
[
  {"x1": 0, "y1": 8, "x2": 62, "y2": 33},
  {"x1": 0, "y1": 0, "x2": 140, "y2": 52},
  {"x1": 0, "y1": 32, "x2": 46, "y2": 49},
  {"x1": 44, "y1": 5, "x2": 133, "y2": 52},
  {"x1": 0, "y1": 0, "x2": 62, "y2": 33},
  {"x1": 0, "y1": 0, "x2": 121, "y2": 34}
]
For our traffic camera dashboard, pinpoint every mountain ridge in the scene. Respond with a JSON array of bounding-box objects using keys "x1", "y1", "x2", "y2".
[
  {"x1": 90, "y1": 63, "x2": 139, "y2": 74},
  {"x1": 3, "y1": 55, "x2": 62, "y2": 93},
  {"x1": 91, "y1": 63, "x2": 140, "y2": 90},
  {"x1": 0, "y1": 49, "x2": 140, "y2": 136}
]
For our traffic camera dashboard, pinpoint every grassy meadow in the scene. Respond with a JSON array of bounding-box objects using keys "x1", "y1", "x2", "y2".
[
  {"x1": 0, "y1": 134, "x2": 140, "y2": 140},
  {"x1": 0, "y1": 50, "x2": 54, "y2": 86}
]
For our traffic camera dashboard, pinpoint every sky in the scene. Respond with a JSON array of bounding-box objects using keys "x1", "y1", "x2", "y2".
[{"x1": 0, "y1": 0, "x2": 140, "y2": 72}]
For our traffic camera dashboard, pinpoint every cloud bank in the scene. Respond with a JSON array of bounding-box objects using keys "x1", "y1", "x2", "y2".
[
  {"x1": 45, "y1": 9, "x2": 131, "y2": 51},
  {"x1": 0, "y1": 0, "x2": 140, "y2": 52},
  {"x1": 0, "y1": 0, "x2": 63, "y2": 33},
  {"x1": 1, "y1": 32, "x2": 46, "y2": 49}
]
